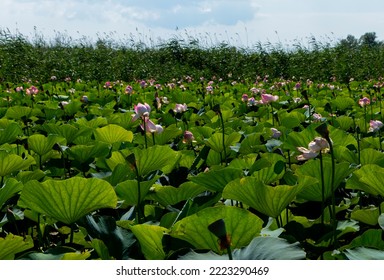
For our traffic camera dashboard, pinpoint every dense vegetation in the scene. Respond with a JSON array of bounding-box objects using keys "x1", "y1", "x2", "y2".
[
  {"x1": 0, "y1": 29, "x2": 384, "y2": 83},
  {"x1": 2, "y1": 29, "x2": 384, "y2": 260}
]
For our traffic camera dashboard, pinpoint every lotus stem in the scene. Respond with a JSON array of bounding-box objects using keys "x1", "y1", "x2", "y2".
[
  {"x1": 327, "y1": 137, "x2": 337, "y2": 247},
  {"x1": 143, "y1": 117, "x2": 148, "y2": 149},
  {"x1": 227, "y1": 245, "x2": 233, "y2": 260},
  {"x1": 218, "y1": 110, "x2": 227, "y2": 166},
  {"x1": 319, "y1": 152, "x2": 325, "y2": 226}
]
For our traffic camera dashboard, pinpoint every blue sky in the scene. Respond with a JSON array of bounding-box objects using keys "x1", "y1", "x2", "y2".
[{"x1": 1, "y1": 0, "x2": 384, "y2": 47}]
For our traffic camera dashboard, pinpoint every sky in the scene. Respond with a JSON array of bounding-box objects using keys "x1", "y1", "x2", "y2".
[{"x1": 1, "y1": 0, "x2": 384, "y2": 48}]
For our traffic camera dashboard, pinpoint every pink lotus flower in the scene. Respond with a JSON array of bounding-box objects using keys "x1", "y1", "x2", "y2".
[
  {"x1": 296, "y1": 147, "x2": 319, "y2": 161},
  {"x1": 174, "y1": 103, "x2": 188, "y2": 113},
  {"x1": 104, "y1": 81, "x2": 112, "y2": 88},
  {"x1": 241, "y1": 94, "x2": 249, "y2": 102},
  {"x1": 308, "y1": 137, "x2": 330, "y2": 153},
  {"x1": 125, "y1": 85, "x2": 133, "y2": 94},
  {"x1": 271, "y1": 128, "x2": 282, "y2": 138},
  {"x1": 296, "y1": 137, "x2": 330, "y2": 161},
  {"x1": 369, "y1": 120, "x2": 383, "y2": 132},
  {"x1": 260, "y1": 93, "x2": 279, "y2": 104},
  {"x1": 247, "y1": 97, "x2": 258, "y2": 107},
  {"x1": 359, "y1": 97, "x2": 370, "y2": 107},
  {"x1": 312, "y1": 113, "x2": 323, "y2": 122},
  {"x1": 26, "y1": 86, "x2": 39, "y2": 95},
  {"x1": 141, "y1": 118, "x2": 163, "y2": 134},
  {"x1": 183, "y1": 130, "x2": 195, "y2": 143},
  {"x1": 132, "y1": 103, "x2": 151, "y2": 121},
  {"x1": 206, "y1": 85, "x2": 214, "y2": 93}
]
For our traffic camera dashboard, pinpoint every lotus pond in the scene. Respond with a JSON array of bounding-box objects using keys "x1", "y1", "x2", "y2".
[{"x1": 1, "y1": 77, "x2": 384, "y2": 260}]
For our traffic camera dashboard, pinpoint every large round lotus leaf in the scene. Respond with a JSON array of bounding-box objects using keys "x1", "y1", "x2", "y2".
[
  {"x1": 0, "y1": 234, "x2": 33, "y2": 260},
  {"x1": 18, "y1": 177, "x2": 117, "y2": 225},
  {"x1": 129, "y1": 224, "x2": 169, "y2": 260},
  {"x1": 188, "y1": 167, "x2": 243, "y2": 192},
  {"x1": 28, "y1": 134, "x2": 62, "y2": 156},
  {"x1": 170, "y1": 206, "x2": 263, "y2": 254},
  {"x1": 0, "y1": 122, "x2": 22, "y2": 145},
  {"x1": 131, "y1": 145, "x2": 181, "y2": 178},
  {"x1": 0, "y1": 151, "x2": 35, "y2": 178},
  {"x1": 296, "y1": 157, "x2": 351, "y2": 202},
  {"x1": 0, "y1": 178, "x2": 23, "y2": 209},
  {"x1": 206, "y1": 132, "x2": 242, "y2": 153},
  {"x1": 94, "y1": 124, "x2": 133, "y2": 144},
  {"x1": 223, "y1": 176, "x2": 307, "y2": 218},
  {"x1": 350, "y1": 164, "x2": 384, "y2": 197}
]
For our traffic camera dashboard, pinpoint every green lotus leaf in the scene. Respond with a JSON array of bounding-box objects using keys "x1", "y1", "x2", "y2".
[
  {"x1": 206, "y1": 132, "x2": 241, "y2": 153},
  {"x1": 0, "y1": 122, "x2": 22, "y2": 145},
  {"x1": 65, "y1": 142, "x2": 110, "y2": 164},
  {"x1": 132, "y1": 145, "x2": 181, "y2": 178},
  {"x1": 251, "y1": 153, "x2": 286, "y2": 184},
  {"x1": 170, "y1": 206, "x2": 263, "y2": 254},
  {"x1": 105, "y1": 151, "x2": 127, "y2": 171},
  {"x1": 94, "y1": 124, "x2": 133, "y2": 144},
  {"x1": 378, "y1": 214, "x2": 384, "y2": 230},
  {"x1": 329, "y1": 126, "x2": 357, "y2": 148},
  {"x1": 350, "y1": 207, "x2": 380, "y2": 226},
  {"x1": 0, "y1": 234, "x2": 34, "y2": 260},
  {"x1": 333, "y1": 146, "x2": 358, "y2": 164},
  {"x1": 106, "y1": 163, "x2": 136, "y2": 186},
  {"x1": 43, "y1": 123, "x2": 92, "y2": 144},
  {"x1": 152, "y1": 125, "x2": 182, "y2": 145},
  {"x1": 60, "y1": 251, "x2": 91, "y2": 260},
  {"x1": 5, "y1": 106, "x2": 33, "y2": 120},
  {"x1": 18, "y1": 177, "x2": 117, "y2": 225},
  {"x1": 283, "y1": 124, "x2": 318, "y2": 151},
  {"x1": 238, "y1": 133, "x2": 265, "y2": 155},
  {"x1": 348, "y1": 164, "x2": 384, "y2": 197},
  {"x1": 16, "y1": 170, "x2": 46, "y2": 184},
  {"x1": 188, "y1": 167, "x2": 243, "y2": 192},
  {"x1": 280, "y1": 114, "x2": 301, "y2": 129},
  {"x1": 360, "y1": 148, "x2": 384, "y2": 166},
  {"x1": 115, "y1": 178, "x2": 157, "y2": 206},
  {"x1": 0, "y1": 178, "x2": 23, "y2": 209},
  {"x1": 334, "y1": 115, "x2": 354, "y2": 131},
  {"x1": 332, "y1": 96, "x2": 355, "y2": 111},
  {"x1": 147, "y1": 182, "x2": 206, "y2": 206},
  {"x1": 296, "y1": 157, "x2": 351, "y2": 201},
  {"x1": 91, "y1": 239, "x2": 112, "y2": 260},
  {"x1": 130, "y1": 224, "x2": 169, "y2": 260},
  {"x1": 62, "y1": 100, "x2": 82, "y2": 116},
  {"x1": 285, "y1": 124, "x2": 356, "y2": 152},
  {"x1": 223, "y1": 176, "x2": 308, "y2": 218},
  {"x1": 0, "y1": 151, "x2": 36, "y2": 178},
  {"x1": 189, "y1": 126, "x2": 215, "y2": 141},
  {"x1": 76, "y1": 116, "x2": 109, "y2": 129},
  {"x1": 346, "y1": 229, "x2": 384, "y2": 250},
  {"x1": 28, "y1": 134, "x2": 62, "y2": 156}
]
